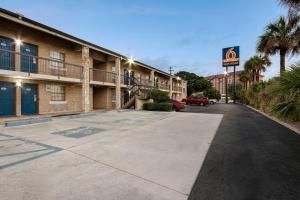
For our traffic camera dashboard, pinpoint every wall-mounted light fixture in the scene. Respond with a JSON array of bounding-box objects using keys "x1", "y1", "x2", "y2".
[
  {"x1": 128, "y1": 56, "x2": 135, "y2": 64},
  {"x1": 16, "y1": 80, "x2": 22, "y2": 87},
  {"x1": 15, "y1": 39, "x2": 22, "y2": 46}
]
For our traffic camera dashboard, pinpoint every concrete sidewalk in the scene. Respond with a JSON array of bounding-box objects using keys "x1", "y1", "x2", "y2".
[{"x1": 0, "y1": 111, "x2": 223, "y2": 200}]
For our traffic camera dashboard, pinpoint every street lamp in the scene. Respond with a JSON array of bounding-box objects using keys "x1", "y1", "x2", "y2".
[{"x1": 224, "y1": 68, "x2": 228, "y2": 104}]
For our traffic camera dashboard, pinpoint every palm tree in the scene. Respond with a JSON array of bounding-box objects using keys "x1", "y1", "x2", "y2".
[
  {"x1": 257, "y1": 15, "x2": 300, "y2": 75},
  {"x1": 244, "y1": 55, "x2": 271, "y2": 82},
  {"x1": 280, "y1": 0, "x2": 300, "y2": 13},
  {"x1": 240, "y1": 70, "x2": 252, "y2": 89}
]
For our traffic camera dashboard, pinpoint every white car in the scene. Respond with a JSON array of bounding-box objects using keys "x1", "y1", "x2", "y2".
[{"x1": 209, "y1": 99, "x2": 218, "y2": 104}]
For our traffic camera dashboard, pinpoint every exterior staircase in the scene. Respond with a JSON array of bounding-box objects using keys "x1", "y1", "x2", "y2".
[{"x1": 121, "y1": 77, "x2": 153, "y2": 109}]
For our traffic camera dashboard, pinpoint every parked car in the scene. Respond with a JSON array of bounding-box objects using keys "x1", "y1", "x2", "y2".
[
  {"x1": 169, "y1": 99, "x2": 185, "y2": 111},
  {"x1": 209, "y1": 99, "x2": 218, "y2": 104},
  {"x1": 182, "y1": 97, "x2": 209, "y2": 106}
]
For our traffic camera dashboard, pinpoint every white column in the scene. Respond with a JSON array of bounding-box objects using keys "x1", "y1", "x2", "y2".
[
  {"x1": 115, "y1": 57, "x2": 121, "y2": 109},
  {"x1": 82, "y1": 46, "x2": 90, "y2": 113}
]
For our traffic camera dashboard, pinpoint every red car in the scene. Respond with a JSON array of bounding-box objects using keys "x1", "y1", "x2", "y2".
[
  {"x1": 169, "y1": 99, "x2": 185, "y2": 111},
  {"x1": 182, "y1": 97, "x2": 209, "y2": 106}
]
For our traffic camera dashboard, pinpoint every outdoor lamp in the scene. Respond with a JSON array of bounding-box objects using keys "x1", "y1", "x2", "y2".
[
  {"x1": 128, "y1": 57, "x2": 135, "y2": 64},
  {"x1": 15, "y1": 39, "x2": 22, "y2": 46},
  {"x1": 16, "y1": 80, "x2": 22, "y2": 87}
]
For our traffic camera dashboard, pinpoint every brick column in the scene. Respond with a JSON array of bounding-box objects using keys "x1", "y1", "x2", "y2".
[
  {"x1": 15, "y1": 87, "x2": 21, "y2": 116},
  {"x1": 115, "y1": 57, "x2": 121, "y2": 109},
  {"x1": 82, "y1": 46, "x2": 90, "y2": 113},
  {"x1": 169, "y1": 77, "x2": 173, "y2": 98},
  {"x1": 150, "y1": 70, "x2": 155, "y2": 87},
  {"x1": 15, "y1": 44, "x2": 21, "y2": 116}
]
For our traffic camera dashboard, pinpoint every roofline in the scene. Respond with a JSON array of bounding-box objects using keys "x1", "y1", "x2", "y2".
[{"x1": 0, "y1": 7, "x2": 173, "y2": 77}]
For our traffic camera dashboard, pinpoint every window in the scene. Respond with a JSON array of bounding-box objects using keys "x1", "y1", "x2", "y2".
[
  {"x1": 50, "y1": 51, "x2": 65, "y2": 70},
  {"x1": 49, "y1": 85, "x2": 65, "y2": 101}
]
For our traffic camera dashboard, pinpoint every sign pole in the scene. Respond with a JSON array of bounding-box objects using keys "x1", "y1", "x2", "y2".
[
  {"x1": 233, "y1": 65, "x2": 236, "y2": 104},
  {"x1": 225, "y1": 66, "x2": 228, "y2": 104}
]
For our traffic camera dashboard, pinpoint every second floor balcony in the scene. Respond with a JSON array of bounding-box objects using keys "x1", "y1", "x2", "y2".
[
  {"x1": 172, "y1": 85, "x2": 182, "y2": 92},
  {"x1": 90, "y1": 68, "x2": 117, "y2": 84},
  {"x1": 156, "y1": 82, "x2": 170, "y2": 91},
  {"x1": 0, "y1": 49, "x2": 83, "y2": 81}
]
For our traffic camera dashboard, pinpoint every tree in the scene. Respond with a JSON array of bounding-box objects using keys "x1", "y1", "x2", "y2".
[
  {"x1": 149, "y1": 89, "x2": 169, "y2": 103},
  {"x1": 257, "y1": 15, "x2": 300, "y2": 75},
  {"x1": 280, "y1": 0, "x2": 300, "y2": 14},
  {"x1": 228, "y1": 84, "x2": 243, "y2": 100},
  {"x1": 175, "y1": 71, "x2": 212, "y2": 96},
  {"x1": 203, "y1": 88, "x2": 221, "y2": 100},
  {"x1": 239, "y1": 70, "x2": 252, "y2": 89},
  {"x1": 244, "y1": 55, "x2": 271, "y2": 82}
]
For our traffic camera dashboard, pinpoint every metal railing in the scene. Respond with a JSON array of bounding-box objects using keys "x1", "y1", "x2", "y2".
[
  {"x1": 156, "y1": 82, "x2": 170, "y2": 90},
  {"x1": 90, "y1": 68, "x2": 117, "y2": 83},
  {"x1": 172, "y1": 85, "x2": 182, "y2": 92},
  {"x1": 139, "y1": 78, "x2": 153, "y2": 87},
  {"x1": 0, "y1": 49, "x2": 83, "y2": 79}
]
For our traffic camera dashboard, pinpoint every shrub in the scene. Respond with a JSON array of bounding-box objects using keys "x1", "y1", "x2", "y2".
[
  {"x1": 241, "y1": 62, "x2": 300, "y2": 121},
  {"x1": 269, "y1": 64, "x2": 300, "y2": 121},
  {"x1": 149, "y1": 89, "x2": 170, "y2": 103},
  {"x1": 143, "y1": 102, "x2": 172, "y2": 111}
]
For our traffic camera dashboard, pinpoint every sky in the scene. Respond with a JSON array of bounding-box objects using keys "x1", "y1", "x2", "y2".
[{"x1": 1, "y1": 0, "x2": 299, "y2": 79}]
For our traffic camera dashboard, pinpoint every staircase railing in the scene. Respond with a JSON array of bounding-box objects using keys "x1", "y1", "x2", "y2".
[{"x1": 121, "y1": 77, "x2": 154, "y2": 109}]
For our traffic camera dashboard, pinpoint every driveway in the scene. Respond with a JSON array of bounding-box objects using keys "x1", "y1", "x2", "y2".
[
  {"x1": 185, "y1": 104, "x2": 300, "y2": 200},
  {"x1": 0, "y1": 110, "x2": 223, "y2": 200}
]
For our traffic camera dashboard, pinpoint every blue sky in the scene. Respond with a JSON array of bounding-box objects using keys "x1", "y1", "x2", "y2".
[{"x1": 1, "y1": 0, "x2": 298, "y2": 79}]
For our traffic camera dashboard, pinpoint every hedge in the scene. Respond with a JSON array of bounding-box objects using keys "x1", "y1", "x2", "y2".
[{"x1": 143, "y1": 102, "x2": 172, "y2": 111}]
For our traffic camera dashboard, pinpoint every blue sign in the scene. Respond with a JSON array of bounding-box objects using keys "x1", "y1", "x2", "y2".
[{"x1": 222, "y1": 46, "x2": 240, "y2": 67}]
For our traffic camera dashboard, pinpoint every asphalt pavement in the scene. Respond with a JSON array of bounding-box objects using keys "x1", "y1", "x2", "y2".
[{"x1": 186, "y1": 103, "x2": 300, "y2": 200}]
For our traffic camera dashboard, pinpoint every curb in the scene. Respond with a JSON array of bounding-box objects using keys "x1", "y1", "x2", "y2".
[
  {"x1": 68, "y1": 112, "x2": 97, "y2": 119},
  {"x1": 5, "y1": 117, "x2": 52, "y2": 127},
  {"x1": 246, "y1": 105, "x2": 300, "y2": 135}
]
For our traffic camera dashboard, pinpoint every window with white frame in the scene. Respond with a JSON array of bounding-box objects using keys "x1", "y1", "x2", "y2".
[
  {"x1": 50, "y1": 51, "x2": 65, "y2": 70},
  {"x1": 49, "y1": 85, "x2": 65, "y2": 101}
]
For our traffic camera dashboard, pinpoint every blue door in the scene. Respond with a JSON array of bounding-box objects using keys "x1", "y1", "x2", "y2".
[
  {"x1": 21, "y1": 43, "x2": 37, "y2": 73},
  {"x1": 0, "y1": 82, "x2": 15, "y2": 116},
  {"x1": 0, "y1": 37, "x2": 14, "y2": 70},
  {"x1": 21, "y1": 84, "x2": 38, "y2": 115}
]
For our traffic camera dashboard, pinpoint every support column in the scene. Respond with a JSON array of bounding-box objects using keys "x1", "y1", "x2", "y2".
[
  {"x1": 169, "y1": 77, "x2": 173, "y2": 98},
  {"x1": 82, "y1": 46, "x2": 90, "y2": 113},
  {"x1": 15, "y1": 87, "x2": 21, "y2": 116},
  {"x1": 115, "y1": 57, "x2": 121, "y2": 109},
  {"x1": 150, "y1": 70, "x2": 155, "y2": 87},
  {"x1": 15, "y1": 43, "x2": 21, "y2": 116}
]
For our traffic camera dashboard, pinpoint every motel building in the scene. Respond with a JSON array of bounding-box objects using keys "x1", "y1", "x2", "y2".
[
  {"x1": 205, "y1": 71, "x2": 263, "y2": 100},
  {"x1": 0, "y1": 8, "x2": 187, "y2": 118}
]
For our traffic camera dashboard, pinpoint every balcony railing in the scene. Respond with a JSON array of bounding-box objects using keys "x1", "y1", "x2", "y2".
[
  {"x1": 0, "y1": 49, "x2": 83, "y2": 79},
  {"x1": 172, "y1": 85, "x2": 182, "y2": 92},
  {"x1": 156, "y1": 82, "x2": 170, "y2": 90},
  {"x1": 139, "y1": 78, "x2": 153, "y2": 87},
  {"x1": 90, "y1": 68, "x2": 117, "y2": 83}
]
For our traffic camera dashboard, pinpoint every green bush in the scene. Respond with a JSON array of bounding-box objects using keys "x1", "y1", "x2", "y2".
[
  {"x1": 143, "y1": 102, "x2": 172, "y2": 111},
  {"x1": 241, "y1": 62, "x2": 300, "y2": 121},
  {"x1": 149, "y1": 89, "x2": 170, "y2": 103}
]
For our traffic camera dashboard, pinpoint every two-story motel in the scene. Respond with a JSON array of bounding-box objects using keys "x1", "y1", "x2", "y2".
[{"x1": 0, "y1": 8, "x2": 187, "y2": 117}]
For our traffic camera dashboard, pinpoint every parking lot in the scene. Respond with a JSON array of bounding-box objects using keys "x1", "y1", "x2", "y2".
[{"x1": 0, "y1": 110, "x2": 223, "y2": 200}]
